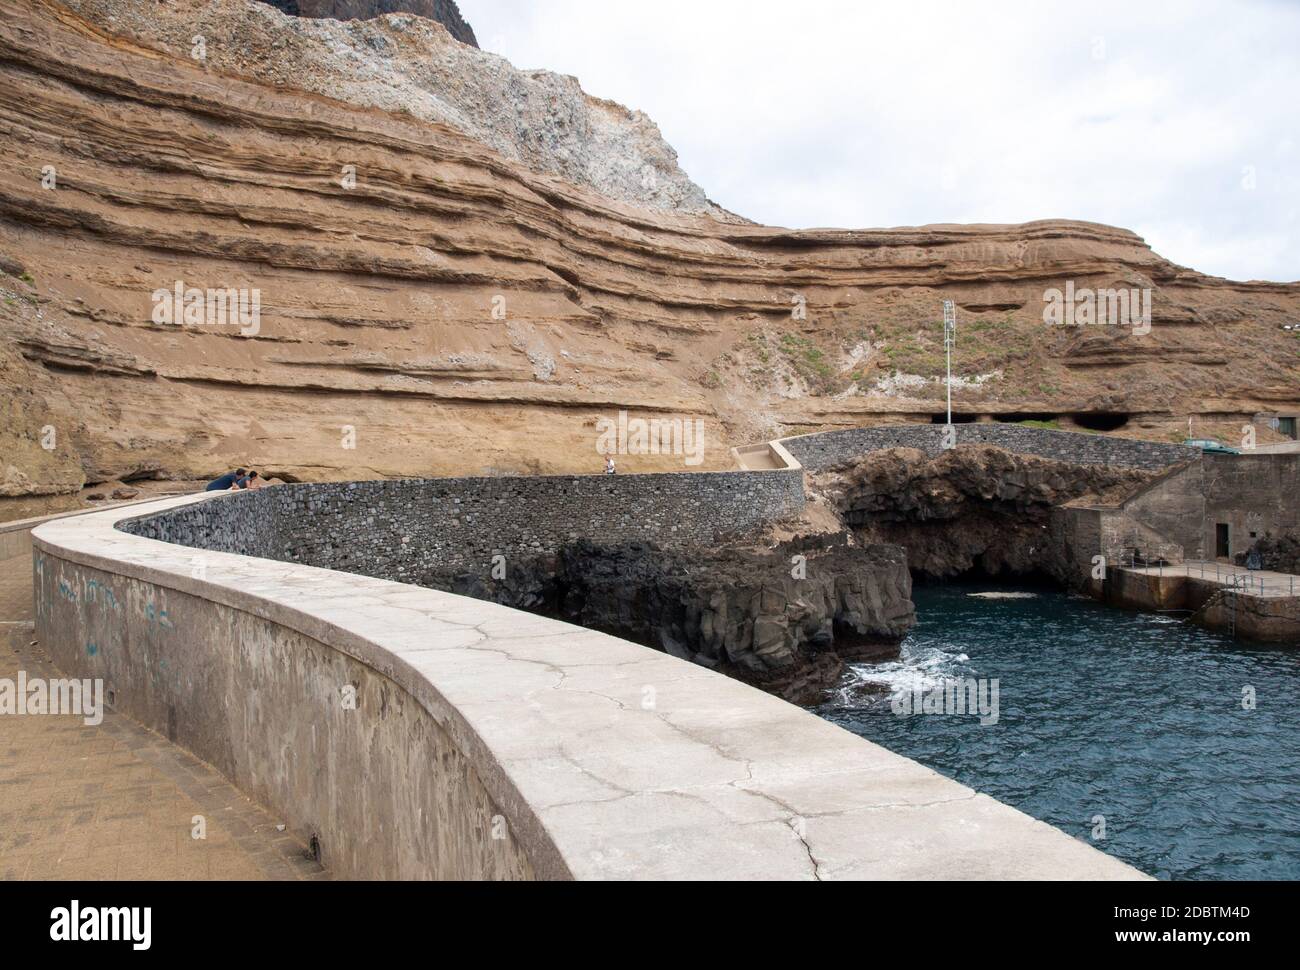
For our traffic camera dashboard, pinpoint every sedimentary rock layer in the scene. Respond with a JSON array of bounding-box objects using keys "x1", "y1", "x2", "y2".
[{"x1": 2, "y1": 0, "x2": 1297, "y2": 511}]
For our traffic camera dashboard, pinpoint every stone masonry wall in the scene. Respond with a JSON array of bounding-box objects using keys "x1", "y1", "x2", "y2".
[
  {"x1": 782, "y1": 424, "x2": 1197, "y2": 473},
  {"x1": 120, "y1": 470, "x2": 806, "y2": 580}
]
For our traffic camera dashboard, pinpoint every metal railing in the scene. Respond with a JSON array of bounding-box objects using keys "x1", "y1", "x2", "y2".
[{"x1": 1184, "y1": 560, "x2": 1298, "y2": 598}]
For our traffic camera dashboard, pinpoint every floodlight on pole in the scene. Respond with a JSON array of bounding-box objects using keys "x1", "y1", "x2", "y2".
[{"x1": 943, "y1": 300, "x2": 957, "y2": 427}]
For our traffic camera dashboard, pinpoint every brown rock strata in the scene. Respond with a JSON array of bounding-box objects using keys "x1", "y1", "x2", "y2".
[{"x1": 2, "y1": 0, "x2": 1297, "y2": 520}]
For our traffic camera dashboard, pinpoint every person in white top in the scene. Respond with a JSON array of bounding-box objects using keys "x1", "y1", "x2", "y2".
[{"x1": 604, "y1": 456, "x2": 617, "y2": 475}]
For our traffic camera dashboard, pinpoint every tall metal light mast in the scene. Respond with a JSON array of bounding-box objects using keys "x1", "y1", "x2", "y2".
[{"x1": 943, "y1": 300, "x2": 957, "y2": 427}]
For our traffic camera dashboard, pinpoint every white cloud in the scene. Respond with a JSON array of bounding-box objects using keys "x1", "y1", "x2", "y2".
[{"x1": 458, "y1": 0, "x2": 1300, "y2": 281}]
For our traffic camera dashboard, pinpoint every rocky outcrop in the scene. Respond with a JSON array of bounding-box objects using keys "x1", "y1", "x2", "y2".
[
  {"x1": 1240, "y1": 533, "x2": 1300, "y2": 574},
  {"x1": 57, "y1": 0, "x2": 714, "y2": 215},
  {"x1": 257, "y1": 1, "x2": 479, "y2": 47},
  {"x1": 820, "y1": 445, "x2": 1155, "y2": 580},
  {"x1": 435, "y1": 539, "x2": 916, "y2": 704},
  {"x1": 2, "y1": 0, "x2": 1299, "y2": 516}
]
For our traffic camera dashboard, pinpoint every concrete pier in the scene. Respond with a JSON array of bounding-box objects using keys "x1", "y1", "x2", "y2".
[{"x1": 1109, "y1": 563, "x2": 1300, "y2": 643}]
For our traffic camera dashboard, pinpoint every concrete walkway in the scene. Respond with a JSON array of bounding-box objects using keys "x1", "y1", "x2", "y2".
[
  {"x1": 33, "y1": 491, "x2": 1148, "y2": 880},
  {"x1": 1, "y1": 518, "x2": 328, "y2": 881},
  {"x1": 1129, "y1": 561, "x2": 1300, "y2": 598}
]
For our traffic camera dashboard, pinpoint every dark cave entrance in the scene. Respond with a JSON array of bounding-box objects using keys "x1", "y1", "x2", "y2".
[
  {"x1": 911, "y1": 563, "x2": 1065, "y2": 590},
  {"x1": 1070, "y1": 412, "x2": 1131, "y2": 432}
]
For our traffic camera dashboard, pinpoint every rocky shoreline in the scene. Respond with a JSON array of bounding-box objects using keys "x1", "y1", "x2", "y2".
[
  {"x1": 425, "y1": 537, "x2": 915, "y2": 705},
  {"x1": 410, "y1": 443, "x2": 1195, "y2": 703},
  {"x1": 818, "y1": 444, "x2": 1155, "y2": 584}
]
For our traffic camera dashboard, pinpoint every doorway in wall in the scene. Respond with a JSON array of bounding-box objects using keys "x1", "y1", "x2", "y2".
[{"x1": 1215, "y1": 523, "x2": 1231, "y2": 559}]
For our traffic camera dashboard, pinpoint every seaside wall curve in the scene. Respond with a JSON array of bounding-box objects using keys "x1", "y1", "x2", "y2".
[{"x1": 31, "y1": 484, "x2": 1149, "y2": 881}]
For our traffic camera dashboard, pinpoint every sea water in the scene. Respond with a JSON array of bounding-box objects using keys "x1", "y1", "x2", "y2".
[{"x1": 818, "y1": 583, "x2": 1300, "y2": 880}]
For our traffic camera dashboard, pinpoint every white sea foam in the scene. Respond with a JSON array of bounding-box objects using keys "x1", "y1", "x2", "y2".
[{"x1": 835, "y1": 642, "x2": 973, "y2": 706}]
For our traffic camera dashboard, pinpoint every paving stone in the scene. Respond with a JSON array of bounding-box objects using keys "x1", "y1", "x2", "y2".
[{"x1": 0, "y1": 632, "x2": 330, "y2": 882}]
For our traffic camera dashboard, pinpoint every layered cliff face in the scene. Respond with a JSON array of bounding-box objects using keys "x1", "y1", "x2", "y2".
[
  {"x1": 55, "y1": 0, "x2": 720, "y2": 216},
  {"x1": 256, "y1": 1, "x2": 479, "y2": 48},
  {"x1": 2, "y1": 0, "x2": 1298, "y2": 516}
]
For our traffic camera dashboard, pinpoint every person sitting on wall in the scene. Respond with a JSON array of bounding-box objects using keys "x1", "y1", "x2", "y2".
[
  {"x1": 604, "y1": 456, "x2": 617, "y2": 475},
  {"x1": 206, "y1": 468, "x2": 246, "y2": 492}
]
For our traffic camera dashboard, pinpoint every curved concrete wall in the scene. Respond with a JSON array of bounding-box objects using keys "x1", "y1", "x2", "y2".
[
  {"x1": 781, "y1": 424, "x2": 1198, "y2": 473},
  {"x1": 33, "y1": 492, "x2": 1146, "y2": 880}
]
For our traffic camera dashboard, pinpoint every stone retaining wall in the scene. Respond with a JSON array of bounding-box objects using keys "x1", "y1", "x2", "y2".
[
  {"x1": 781, "y1": 424, "x2": 1197, "y2": 473},
  {"x1": 120, "y1": 471, "x2": 806, "y2": 579}
]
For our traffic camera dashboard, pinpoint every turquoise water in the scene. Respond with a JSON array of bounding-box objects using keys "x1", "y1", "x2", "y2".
[{"x1": 817, "y1": 584, "x2": 1300, "y2": 880}]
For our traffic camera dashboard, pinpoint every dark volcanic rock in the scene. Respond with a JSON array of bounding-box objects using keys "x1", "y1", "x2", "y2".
[
  {"x1": 257, "y1": 0, "x2": 479, "y2": 47},
  {"x1": 1240, "y1": 533, "x2": 1300, "y2": 574},
  {"x1": 433, "y1": 538, "x2": 915, "y2": 705},
  {"x1": 823, "y1": 444, "x2": 1155, "y2": 582}
]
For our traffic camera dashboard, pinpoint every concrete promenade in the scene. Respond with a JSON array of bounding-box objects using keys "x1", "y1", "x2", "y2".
[
  {"x1": 1, "y1": 511, "x2": 328, "y2": 881},
  {"x1": 1170, "y1": 561, "x2": 1300, "y2": 597},
  {"x1": 27, "y1": 492, "x2": 1148, "y2": 880}
]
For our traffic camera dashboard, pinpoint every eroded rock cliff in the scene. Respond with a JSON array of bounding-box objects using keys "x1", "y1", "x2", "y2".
[
  {"x1": 2, "y1": 0, "x2": 1298, "y2": 518},
  {"x1": 818, "y1": 445, "x2": 1156, "y2": 581}
]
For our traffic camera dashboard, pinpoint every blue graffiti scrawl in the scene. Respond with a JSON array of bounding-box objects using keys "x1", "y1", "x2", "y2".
[
  {"x1": 144, "y1": 600, "x2": 176, "y2": 630},
  {"x1": 85, "y1": 579, "x2": 121, "y2": 612}
]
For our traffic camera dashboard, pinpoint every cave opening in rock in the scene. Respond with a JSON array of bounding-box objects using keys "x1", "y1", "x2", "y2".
[
  {"x1": 912, "y1": 563, "x2": 1065, "y2": 590},
  {"x1": 1070, "y1": 412, "x2": 1131, "y2": 432},
  {"x1": 929, "y1": 413, "x2": 979, "y2": 424},
  {"x1": 997, "y1": 412, "x2": 1061, "y2": 424}
]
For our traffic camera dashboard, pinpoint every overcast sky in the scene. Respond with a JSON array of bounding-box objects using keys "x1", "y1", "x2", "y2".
[{"x1": 458, "y1": 0, "x2": 1299, "y2": 282}]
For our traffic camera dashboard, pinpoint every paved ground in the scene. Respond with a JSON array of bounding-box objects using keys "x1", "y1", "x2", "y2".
[
  {"x1": 1129, "y1": 561, "x2": 1300, "y2": 598},
  {"x1": 0, "y1": 550, "x2": 33, "y2": 622},
  {"x1": 1, "y1": 542, "x2": 328, "y2": 881}
]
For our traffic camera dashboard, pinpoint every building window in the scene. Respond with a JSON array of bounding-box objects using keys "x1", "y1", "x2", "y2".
[{"x1": 1279, "y1": 417, "x2": 1297, "y2": 440}]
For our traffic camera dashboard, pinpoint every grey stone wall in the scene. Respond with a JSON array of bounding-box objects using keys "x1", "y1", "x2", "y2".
[
  {"x1": 1084, "y1": 453, "x2": 1300, "y2": 563},
  {"x1": 1203, "y1": 453, "x2": 1300, "y2": 558},
  {"x1": 782, "y1": 424, "x2": 1197, "y2": 473},
  {"x1": 34, "y1": 551, "x2": 534, "y2": 880},
  {"x1": 1114, "y1": 462, "x2": 1206, "y2": 559},
  {"x1": 120, "y1": 470, "x2": 806, "y2": 578}
]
